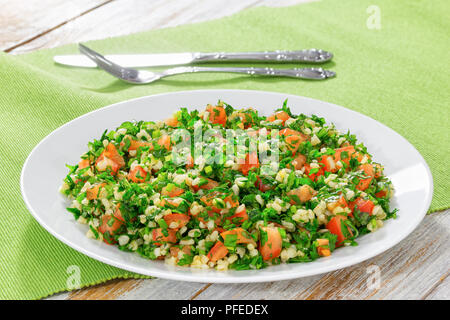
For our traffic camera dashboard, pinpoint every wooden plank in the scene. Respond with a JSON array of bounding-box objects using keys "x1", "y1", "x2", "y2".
[
  {"x1": 66, "y1": 279, "x2": 142, "y2": 300},
  {"x1": 47, "y1": 278, "x2": 206, "y2": 300},
  {"x1": 423, "y1": 272, "x2": 449, "y2": 300},
  {"x1": 8, "y1": 0, "x2": 315, "y2": 54},
  {"x1": 193, "y1": 212, "x2": 450, "y2": 300},
  {"x1": 0, "y1": 0, "x2": 111, "y2": 51},
  {"x1": 115, "y1": 279, "x2": 207, "y2": 300}
]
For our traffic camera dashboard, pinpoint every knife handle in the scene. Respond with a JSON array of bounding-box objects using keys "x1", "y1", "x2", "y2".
[
  {"x1": 163, "y1": 67, "x2": 336, "y2": 80},
  {"x1": 193, "y1": 49, "x2": 332, "y2": 64}
]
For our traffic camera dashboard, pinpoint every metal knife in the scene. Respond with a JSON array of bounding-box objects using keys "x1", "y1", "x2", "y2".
[{"x1": 53, "y1": 49, "x2": 333, "y2": 68}]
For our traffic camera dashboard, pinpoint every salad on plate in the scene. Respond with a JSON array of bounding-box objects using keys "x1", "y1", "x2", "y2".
[{"x1": 61, "y1": 101, "x2": 396, "y2": 270}]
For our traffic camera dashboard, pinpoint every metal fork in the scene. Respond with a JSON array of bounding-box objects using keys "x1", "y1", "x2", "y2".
[{"x1": 79, "y1": 44, "x2": 335, "y2": 83}]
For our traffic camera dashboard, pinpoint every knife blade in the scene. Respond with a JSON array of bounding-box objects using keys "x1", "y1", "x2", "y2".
[
  {"x1": 54, "y1": 49, "x2": 333, "y2": 68},
  {"x1": 54, "y1": 53, "x2": 196, "y2": 68}
]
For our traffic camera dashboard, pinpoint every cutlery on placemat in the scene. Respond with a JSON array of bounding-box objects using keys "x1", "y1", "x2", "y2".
[
  {"x1": 78, "y1": 44, "x2": 336, "y2": 83},
  {"x1": 55, "y1": 48, "x2": 333, "y2": 68}
]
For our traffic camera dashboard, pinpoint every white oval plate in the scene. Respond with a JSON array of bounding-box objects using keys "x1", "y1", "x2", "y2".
[{"x1": 21, "y1": 90, "x2": 433, "y2": 283}]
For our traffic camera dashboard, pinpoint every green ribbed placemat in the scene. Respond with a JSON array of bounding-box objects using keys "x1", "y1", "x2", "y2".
[{"x1": 0, "y1": 0, "x2": 448, "y2": 300}]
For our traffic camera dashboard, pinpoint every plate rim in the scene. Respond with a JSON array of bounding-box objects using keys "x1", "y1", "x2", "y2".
[{"x1": 20, "y1": 89, "x2": 434, "y2": 283}]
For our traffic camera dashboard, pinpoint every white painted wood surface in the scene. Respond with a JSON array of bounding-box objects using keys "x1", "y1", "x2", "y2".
[
  {"x1": 2, "y1": 0, "x2": 447, "y2": 300},
  {"x1": 0, "y1": 0, "x2": 111, "y2": 52},
  {"x1": 3, "y1": 0, "x2": 315, "y2": 54}
]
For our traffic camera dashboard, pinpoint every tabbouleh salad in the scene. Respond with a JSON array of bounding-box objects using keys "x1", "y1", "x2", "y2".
[{"x1": 60, "y1": 101, "x2": 396, "y2": 270}]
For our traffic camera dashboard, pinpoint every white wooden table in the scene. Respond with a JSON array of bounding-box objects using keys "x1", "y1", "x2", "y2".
[{"x1": 2, "y1": 0, "x2": 448, "y2": 300}]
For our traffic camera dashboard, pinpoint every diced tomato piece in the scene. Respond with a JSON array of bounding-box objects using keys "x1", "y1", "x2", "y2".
[
  {"x1": 95, "y1": 143, "x2": 125, "y2": 175},
  {"x1": 192, "y1": 178, "x2": 219, "y2": 191},
  {"x1": 113, "y1": 204, "x2": 125, "y2": 222},
  {"x1": 98, "y1": 215, "x2": 122, "y2": 235},
  {"x1": 170, "y1": 247, "x2": 180, "y2": 258},
  {"x1": 279, "y1": 128, "x2": 300, "y2": 136},
  {"x1": 287, "y1": 185, "x2": 316, "y2": 204},
  {"x1": 319, "y1": 155, "x2": 338, "y2": 173},
  {"x1": 326, "y1": 216, "x2": 353, "y2": 247},
  {"x1": 98, "y1": 206, "x2": 124, "y2": 244},
  {"x1": 193, "y1": 192, "x2": 231, "y2": 223},
  {"x1": 129, "y1": 140, "x2": 153, "y2": 152},
  {"x1": 170, "y1": 245, "x2": 192, "y2": 258},
  {"x1": 95, "y1": 156, "x2": 120, "y2": 174},
  {"x1": 161, "y1": 185, "x2": 185, "y2": 197},
  {"x1": 121, "y1": 137, "x2": 154, "y2": 152},
  {"x1": 186, "y1": 154, "x2": 194, "y2": 169},
  {"x1": 284, "y1": 134, "x2": 302, "y2": 154},
  {"x1": 356, "y1": 164, "x2": 374, "y2": 190},
  {"x1": 104, "y1": 143, "x2": 125, "y2": 167},
  {"x1": 221, "y1": 227, "x2": 255, "y2": 246},
  {"x1": 239, "y1": 152, "x2": 259, "y2": 176},
  {"x1": 267, "y1": 111, "x2": 290, "y2": 125},
  {"x1": 195, "y1": 193, "x2": 229, "y2": 224},
  {"x1": 349, "y1": 197, "x2": 374, "y2": 215},
  {"x1": 86, "y1": 183, "x2": 106, "y2": 200},
  {"x1": 334, "y1": 145, "x2": 356, "y2": 156},
  {"x1": 375, "y1": 190, "x2": 387, "y2": 198},
  {"x1": 360, "y1": 163, "x2": 374, "y2": 175},
  {"x1": 165, "y1": 115, "x2": 179, "y2": 127},
  {"x1": 339, "y1": 195, "x2": 348, "y2": 207},
  {"x1": 247, "y1": 128, "x2": 266, "y2": 137},
  {"x1": 200, "y1": 192, "x2": 238, "y2": 214},
  {"x1": 152, "y1": 228, "x2": 177, "y2": 246},
  {"x1": 316, "y1": 238, "x2": 329, "y2": 246},
  {"x1": 199, "y1": 192, "x2": 217, "y2": 207},
  {"x1": 374, "y1": 163, "x2": 384, "y2": 178},
  {"x1": 333, "y1": 146, "x2": 366, "y2": 169},
  {"x1": 236, "y1": 112, "x2": 254, "y2": 129},
  {"x1": 206, "y1": 105, "x2": 227, "y2": 127},
  {"x1": 78, "y1": 159, "x2": 90, "y2": 169},
  {"x1": 356, "y1": 198, "x2": 375, "y2": 213},
  {"x1": 318, "y1": 247, "x2": 331, "y2": 257},
  {"x1": 160, "y1": 198, "x2": 177, "y2": 207},
  {"x1": 304, "y1": 164, "x2": 324, "y2": 181},
  {"x1": 98, "y1": 215, "x2": 122, "y2": 244},
  {"x1": 224, "y1": 195, "x2": 239, "y2": 208},
  {"x1": 334, "y1": 146, "x2": 356, "y2": 166},
  {"x1": 316, "y1": 238, "x2": 331, "y2": 257},
  {"x1": 327, "y1": 195, "x2": 349, "y2": 212},
  {"x1": 259, "y1": 226, "x2": 282, "y2": 261},
  {"x1": 207, "y1": 241, "x2": 229, "y2": 262},
  {"x1": 255, "y1": 177, "x2": 273, "y2": 192},
  {"x1": 291, "y1": 154, "x2": 306, "y2": 170},
  {"x1": 225, "y1": 206, "x2": 248, "y2": 226},
  {"x1": 157, "y1": 135, "x2": 171, "y2": 150},
  {"x1": 279, "y1": 128, "x2": 309, "y2": 155},
  {"x1": 128, "y1": 165, "x2": 147, "y2": 183},
  {"x1": 164, "y1": 213, "x2": 190, "y2": 230}
]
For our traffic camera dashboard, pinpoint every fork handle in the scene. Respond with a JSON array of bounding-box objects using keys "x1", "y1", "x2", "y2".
[
  {"x1": 164, "y1": 66, "x2": 335, "y2": 80},
  {"x1": 193, "y1": 49, "x2": 332, "y2": 64}
]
